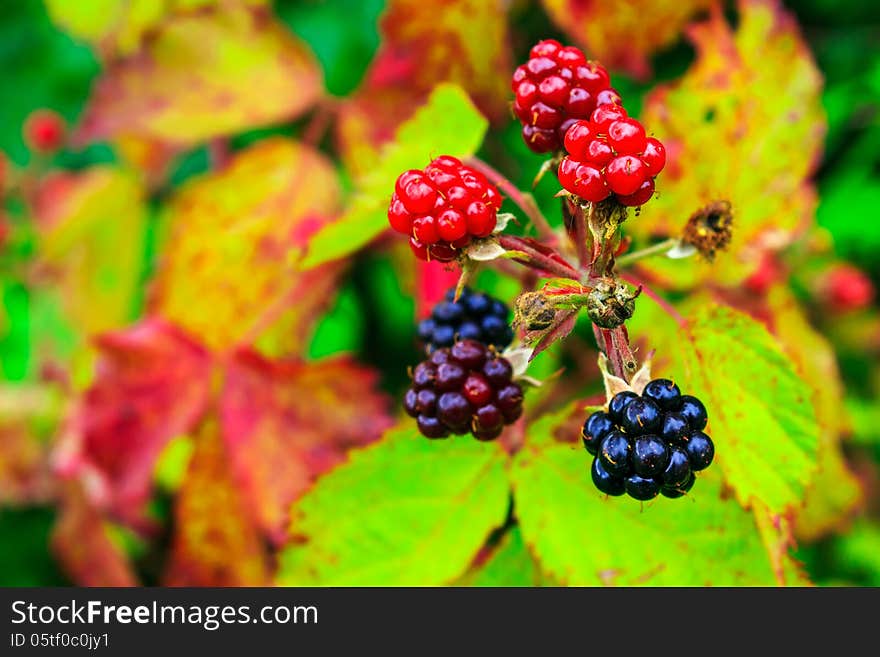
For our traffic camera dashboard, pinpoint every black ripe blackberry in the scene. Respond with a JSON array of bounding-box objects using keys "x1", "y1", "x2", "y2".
[
  {"x1": 417, "y1": 287, "x2": 514, "y2": 352},
  {"x1": 581, "y1": 410, "x2": 614, "y2": 455},
  {"x1": 584, "y1": 378, "x2": 715, "y2": 501},
  {"x1": 405, "y1": 339, "x2": 524, "y2": 441}
]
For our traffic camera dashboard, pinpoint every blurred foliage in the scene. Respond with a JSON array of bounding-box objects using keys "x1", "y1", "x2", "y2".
[{"x1": 0, "y1": 0, "x2": 879, "y2": 587}]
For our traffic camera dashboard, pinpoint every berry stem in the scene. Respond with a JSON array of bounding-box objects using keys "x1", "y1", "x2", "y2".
[
  {"x1": 595, "y1": 326, "x2": 636, "y2": 381},
  {"x1": 571, "y1": 197, "x2": 591, "y2": 269},
  {"x1": 497, "y1": 234, "x2": 581, "y2": 280},
  {"x1": 208, "y1": 138, "x2": 231, "y2": 169},
  {"x1": 614, "y1": 238, "x2": 679, "y2": 268},
  {"x1": 302, "y1": 97, "x2": 338, "y2": 148},
  {"x1": 599, "y1": 328, "x2": 626, "y2": 379},
  {"x1": 465, "y1": 156, "x2": 556, "y2": 242},
  {"x1": 584, "y1": 199, "x2": 626, "y2": 282},
  {"x1": 619, "y1": 270, "x2": 687, "y2": 328}
]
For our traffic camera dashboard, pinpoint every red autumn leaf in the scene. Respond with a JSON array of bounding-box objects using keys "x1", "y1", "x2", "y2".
[
  {"x1": 336, "y1": 0, "x2": 511, "y2": 177},
  {"x1": 59, "y1": 320, "x2": 212, "y2": 523},
  {"x1": 163, "y1": 420, "x2": 270, "y2": 586},
  {"x1": 220, "y1": 349, "x2": 394, "y2": 543},
  {"x1": 540, "y1": 0, "x2": 713, "y2": 79},
  {"x1": 51, "y1": 482, "x2": 138, "y2": 587}
]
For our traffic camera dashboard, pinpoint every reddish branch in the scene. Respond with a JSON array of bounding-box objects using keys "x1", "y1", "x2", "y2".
[
  {"x1": 466, "y1": 156, "x2": 557, "y2": 242},
  {"x1": 497, "y1": 234, "x2": 581, "y2": 280}
]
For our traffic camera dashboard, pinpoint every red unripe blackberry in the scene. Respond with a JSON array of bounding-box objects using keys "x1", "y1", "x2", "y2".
[
  {"x1": 605, "y1": 155, "x2": 647, "y2": 196},
  {"x1": 405, "y1": 339, "x2": 524, "y2": 440},
  {"x1": 557, "y1": 115, "x2": 665, "y2": 207},
  {"x1": 23, "y1": 109, "x2": 66, "y2": 154},
  {"x1": 591, "y1": 104, "x2": 627, "y2": 131},
  {"x1": 558, "y1": 157, "x2": 609, "y2": 203},
  {"x1": 617, "y1": 179, "x2": 655, "y2": 207},
  {"x1": 640, "y1": 138, "x2": 667, "y2": 177},
  {"x1": 819, "y1": 263, "x2": 875, "y2": 313},
  {"x1": 512, "y1": 41, "x2": 619, "y2": 153},
  {"x1": 607, "y1": 118, "x2": 647, "y2": 155},
  {"x1": 390, "y1": 156, "x2": 503, "y2": 262}
]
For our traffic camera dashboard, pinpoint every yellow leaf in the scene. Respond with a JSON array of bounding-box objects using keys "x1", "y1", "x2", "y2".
[
  {"x1": 540, "y1": 0, "x2": 712, "y2": 79},
  {"x1": 151, "y1": 138, "x2": 342, "y2": 352},
  {"x1": 75, "y1": 6, "x2": 321, "y2": 146},
  {"x1": 35, "y1": 166, "x2": 147, "y2": 339},
  {"x1": 630, "y1": 0, "x2": 825, "y2": 289}
]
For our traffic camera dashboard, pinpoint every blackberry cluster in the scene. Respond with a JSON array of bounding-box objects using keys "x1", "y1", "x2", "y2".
[
  {"x1": 511, "y1": 39, "x2": 621, "y2": 154},
  {"x1": 387, "y1": 155, "x2": 503, "y2": 262},
  {"x1": 418, "y1": 287, "x2": 514, "y2": 353},
  {"x1": 558, "y1": 114, "x2": 666, "y2": 207},
  {"x1": 404, "y1": 339, "x2": 524, "y2": 440},
  {"x1": 581, "y1": 379, "x2": 714, "y2": 501}
]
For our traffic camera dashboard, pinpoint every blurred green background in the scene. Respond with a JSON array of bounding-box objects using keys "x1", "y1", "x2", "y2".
[{"x1": 1, "y1": 0, "x2": 879, "y2": 586}]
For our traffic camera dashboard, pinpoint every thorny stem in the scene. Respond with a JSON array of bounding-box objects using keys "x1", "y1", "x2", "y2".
[
  {"x1": 571, "y1": 197, "x2": 590, "y2": 268},
  {"x1": 466, "y1": 156, "x2": 557, "y2": 243},
  {"x1": 567, "y1": 198, "x2": 638, "y2": 382},
  {"x1": 302, "y1": 100, "x2": 336, "y2": 149},
  {"x1": 600, "y1": 329, "x2": 625, "y2": 379},
  {"x1": 497, "y1": 234, "x2": 581, "y2": 280},
  {"x1": 585, "y1": 200, "x2": 625, "y2": 281},
  {"x1": 208, "y1": 138, "x2": 231, "y2": 169},
  {"x1": 614, "y1": 238, "x2": 678, "y2": 268},
  {"x1": 619, "y1": 270, "x2": 688, "y2": 329}
]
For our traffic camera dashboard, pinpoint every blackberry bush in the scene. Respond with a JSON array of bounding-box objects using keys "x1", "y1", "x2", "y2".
[{"x1": 388, "y1": 37, "x2": 730, "y2": 505}]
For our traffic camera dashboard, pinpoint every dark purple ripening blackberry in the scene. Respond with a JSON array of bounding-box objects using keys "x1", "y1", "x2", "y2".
[
  {"x1": 583, "y1": 378, "x2": 715, "y2": 501},
  {"x1": 405, "y1": 338, "x2": 524, "y2": 441},
  {"x1": 417, "y1": 286, "x2": 515, "y2": 353}
]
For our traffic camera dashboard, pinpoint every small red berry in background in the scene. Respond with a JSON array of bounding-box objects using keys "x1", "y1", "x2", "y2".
[
  {"x1": 511, "y1": 39, "x2": 621, "y2": 153},
  {"x1": 819, "y1": 263, "x2": 875, "y2": 313},
  {"x1": 744, "y1": 253, "x2": 786, "y2": 295},
  {"x1": 388, "y1": 155, "x2": 503, "y2": 263},
  {"x1": 558, "y1": 116, "x2": 666, "y2": 207},
  {"x1": 23, "y1": 109, "x2": 67, "y2": 154}
]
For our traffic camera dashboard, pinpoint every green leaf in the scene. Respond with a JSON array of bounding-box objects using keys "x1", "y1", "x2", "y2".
[
  {"x1": 300, "y1": 83, "x2": 488, "y2": 270},
  {"x1": 845, "y1": 396, "x2": 880, "y2": 446},
  {"x1": 679, "y1": 305, "x2": 819, "y2": 513},
  {"x1": 511, "y1": 407, "x2": 794, "y2": 585},
  {"x1": 277, "y1": 423, "x2": 509, "y2": 586},
  {"x1": 455, "y1": 526, "x2": 558, "y2": 587},
  {"x1": 827, "y1": 520, "x2": 880, "y2": 586},
  {"x1": 627, "y1": 297, "x2": 821, "y2": 515}
]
